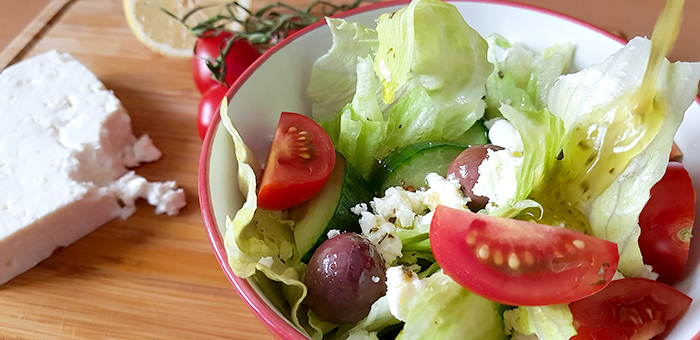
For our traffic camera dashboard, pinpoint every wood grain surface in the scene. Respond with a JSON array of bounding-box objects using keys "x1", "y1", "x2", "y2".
[{"x1": 0, "y1": 0, "x2": 698, "y2": 339}]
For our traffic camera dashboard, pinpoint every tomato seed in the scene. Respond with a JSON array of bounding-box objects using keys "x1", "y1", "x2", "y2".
[
  {"x1": 288, "y1": 126, "x2": 298, "y2": 132},
  {"x1": 565, "y1": 243, "x2": 576, "y2": 254},
  {"x1": 508, "y1": 253, "x2": 520, "y2": 270},
  {"x1": 300, "y1": 153, "x2": 311, "y2": 159},
  {"x1": 494, "y1": 251, "x2": 504, "y2": 265},
  {"x1": 478, "y1": 244, "x2": 490, "y2": 259},
  {"x1": 465, "y1": 231, "x2": 477, "y2": 245},
  {"x1": 573, "y1": 239, "x2": 586, "y2": 249},
  {"x1": 523, "y1": 251, "x2": 535, "y2": 265}
]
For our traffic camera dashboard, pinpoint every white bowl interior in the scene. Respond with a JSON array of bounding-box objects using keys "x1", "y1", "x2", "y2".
[{"x1": 206, "y1": 1, "x2": 700, "y2": 338}]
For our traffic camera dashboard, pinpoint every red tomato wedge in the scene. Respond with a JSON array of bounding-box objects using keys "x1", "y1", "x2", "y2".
[
  {"x1": 257, "y1": 112, "x2": 335, "y2": 211},
  {"x1": 429, "y1": 205, "x2": 619, "y2": 306},
  {"x1": 639, "y1": 161, "x2": 696, "y2": 284},
  {"x1": 569, "y1": 278, "x2": 692, "y2": 340}
]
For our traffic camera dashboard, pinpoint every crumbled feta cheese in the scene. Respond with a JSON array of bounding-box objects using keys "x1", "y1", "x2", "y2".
[
  {"x1": 109, "y1": 171, "x2": 186, "y2": 218},
  {"x1": 385, "y1": 266, "x2": 425, "y2": 321},
  {"x1": 354, "y1": 173, "x2": 469, "y2": 264},
  {"x1": 327, "y1": 229, "x2": 341, "y2": 239},
  {"x1": 472, "y1": 148, "x2": 523, "y2": 212},
  {"x1": 488, "y1": 118, "x2": 524, "y2": 153}
]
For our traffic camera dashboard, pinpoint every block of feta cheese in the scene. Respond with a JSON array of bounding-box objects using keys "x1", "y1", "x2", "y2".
[{"x1": 0, "y1": 50, "x2": 186, "y2": 285}]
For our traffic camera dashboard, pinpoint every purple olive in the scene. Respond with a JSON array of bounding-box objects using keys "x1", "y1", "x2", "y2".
[
  {"x1": 447, "y1": 144, "x2": 503, "y2": 211},
  {"x1": 304, "y1": 233, "x2": 386, "y2": 324}
]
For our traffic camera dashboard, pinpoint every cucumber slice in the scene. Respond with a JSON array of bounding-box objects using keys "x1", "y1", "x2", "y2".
[
  {"x1": 370, "y1": 143, "x2": 466, "y2": 193},
  {"x1": 369, "y1": 121, "x2": 489, "y2": 193},
  {"x1": 292, "y1": 152, "x2": 375, "y2": 263}
]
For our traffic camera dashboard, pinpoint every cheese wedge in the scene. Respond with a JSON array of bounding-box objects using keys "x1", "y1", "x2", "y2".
[{"x1": 0, "y1": 50, "x2": 186, "y2": 284}]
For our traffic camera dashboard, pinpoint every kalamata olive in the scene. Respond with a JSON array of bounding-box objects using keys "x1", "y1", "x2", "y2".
[
  {"x1": 447, "y1": 144, "x2": 503, "y2": 211},
  {"x1": 304, "y1": 232, "x2": 387, "y2": 324}
]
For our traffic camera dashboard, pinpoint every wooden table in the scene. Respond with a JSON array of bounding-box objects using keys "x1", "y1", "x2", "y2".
[{"x1": 0, "y1": 0, "x2": 698, "y2": 339}]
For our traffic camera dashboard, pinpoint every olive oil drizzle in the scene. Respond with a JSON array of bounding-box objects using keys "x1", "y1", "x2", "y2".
[{"x1": 529, "y1": 0, "x2": 684, "y2": 232}]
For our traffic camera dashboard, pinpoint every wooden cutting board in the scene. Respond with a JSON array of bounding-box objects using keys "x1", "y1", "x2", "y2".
[
  {"x1": 0, "y1": 0, "x2": 276, "y2": 339},
  {"x1": 1, "y1": 0, "x2": 698, "y2": 339}
]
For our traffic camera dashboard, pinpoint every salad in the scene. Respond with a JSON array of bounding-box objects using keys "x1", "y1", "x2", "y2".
[{"x1": 218, "y1": 0, "x2": 700, "y2": 338}]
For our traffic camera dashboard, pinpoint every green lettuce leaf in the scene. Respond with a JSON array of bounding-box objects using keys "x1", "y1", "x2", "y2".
[
  {"x1": 396, "y1": 271, "x2": 507, "y2": 340},
  {"x1": 484, "y1": 34, "x2": 574, "y2": 119},
  {"x1": 333, "y1": 296, "x2": 402, "y2": 340},
  {"x1": 545, "y1": 37, "x2": 700, "y2": 276},
  {"x1": 307, "y1": 18, "x2": 379, "y2": 122},
  {"x1": 220, "y1": 101, "x2": 330, "y2": 339},
  {"x1": 485, "y1": 105, "x2": 566, "y2": 219},
  {"x1": 309, "y1": 0, "x2": 493, "y2": 178},
  {"x1": 503, "y1": 305, "x2": 577, "y2": 340}
]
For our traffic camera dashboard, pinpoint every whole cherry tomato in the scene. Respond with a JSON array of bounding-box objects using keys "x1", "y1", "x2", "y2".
[
  {"x1": 191, "y1": 30, "x2": 261, "y2": 94},
  {"x1": 197, "y1": 85, "x2": 229, "y2": 140}
]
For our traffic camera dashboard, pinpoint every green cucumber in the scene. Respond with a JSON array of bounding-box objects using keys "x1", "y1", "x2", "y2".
[
  {"x1": 369, "y1": 121, "x2": 489, "y2": 193},
  {"x1": 370, "y1": 142, "x2": 466, "y2": 193},
  {"x1": 292, "y1": 152, "x2": 375, "y2": 263}
]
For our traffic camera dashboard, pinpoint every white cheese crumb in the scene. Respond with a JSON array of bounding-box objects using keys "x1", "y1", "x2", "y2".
[
  {"x1": 124, "y1": 134, "x2": 162, "y2": 166},
  {"x1": 109, "y1": 171, "x2": 186, "y2": 218},
  {"x1": 385, "y1": 266, "x2": 425, "y2": 321},
  {"x1": 488, "y1": 118, "x2": 524, "y2": 153},
  {"x1": 354, "y1": 173, "x2": 468, "y2": 264},
  {"x1": 472, "y1": 148, "x2": 523, "y2": 212},
  {"x1": 327, "y1": 229, "x2": 341, "y2": 239}
]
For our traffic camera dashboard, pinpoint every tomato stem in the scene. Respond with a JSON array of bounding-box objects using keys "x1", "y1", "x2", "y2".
[{"x1": 159, "y1": 0, "x2": 374, "y2": 85}]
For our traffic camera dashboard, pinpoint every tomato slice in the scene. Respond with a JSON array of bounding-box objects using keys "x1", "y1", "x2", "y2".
[
  {"x1": 429, "y1": 205, "x2": 619, "y2": 306},
  {"x1": 569, "y1": 278, "x2": 692, "y2": 340},
  {"x1": 257, "y1": 112, "x2": 335, "y2": 211},
  {"x1": 639, "y1": 161, "x2": 696, "y2": 284}
]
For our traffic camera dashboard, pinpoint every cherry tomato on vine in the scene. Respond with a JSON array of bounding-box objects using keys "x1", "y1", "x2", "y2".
[
  {"x1": 639, "y1": 161, "x2": 696, "y2": 284},
  {"x1": 569, "y1": 278, "x2": 691, "y2": 340},
  {"x1": 257, "y1": 112, "x2": 335, "y2": 211},
  {"x1": 429, "y1": 205, "x2": 619, "y2": 306},
  {"x1": 191, "y1": 30, "x2": 261, "y2": 94},
  {"x1": 197, "y1": 85, "x2": 229, "y2": 140}
]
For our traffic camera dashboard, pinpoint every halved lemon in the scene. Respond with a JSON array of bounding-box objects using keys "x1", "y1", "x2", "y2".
[{"x1": 123, "y1": 0, "x2": 250, "y2": 58}]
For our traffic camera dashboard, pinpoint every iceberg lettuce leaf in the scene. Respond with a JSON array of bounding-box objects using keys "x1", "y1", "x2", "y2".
[
  {"x1": 546, "y1": 37, "x2": 700, "y2": 276},
  {"x1": 503, "y1": 305, "x2": 577, "y2": 340},
  {"x1": 484, "y1": 34, "x2": 574, "y2": 119},
  {"x1": 220, "y1": 101, "x2": 331, "y2": 339},
  {"x1": 308, "y1": 18, "x2": 379, "y2": 122},
  {"x1": 396, "y1": 271, "x2": 507, "y2": 340},
  {"x1": 310, "y1": 0, "x2": 493, "y2": 178}
]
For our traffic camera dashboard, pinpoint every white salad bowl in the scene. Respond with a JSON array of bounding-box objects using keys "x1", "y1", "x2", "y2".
[{"x1": 199, "y1": 0, "x2": 700, "y2": 339}]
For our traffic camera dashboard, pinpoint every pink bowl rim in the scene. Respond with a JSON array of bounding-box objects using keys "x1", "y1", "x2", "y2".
[{"x1": 198, "y1": 1, "x2": 700, "y2": 339}]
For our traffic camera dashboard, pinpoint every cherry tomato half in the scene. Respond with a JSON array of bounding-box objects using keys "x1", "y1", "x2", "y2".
[
  {"x1": 429, "y1": 205, "x2": 619, "y2": 306},
  {"x1": 257, "y1": 112, "x2": 335, "y2": 211},
  {"x1": 639, "y1": 161, "x2": 696, "y2": 284},
  {"x1": 569, "y1": 278, "x2": 691, "y2": 340},
  {"x1": 197, "y1": 85, "x2": 229, "y2": 140},
  {"x1": 191, "y1": 31, "x2": 261, "y2": 94}
]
